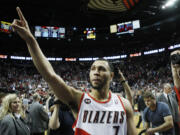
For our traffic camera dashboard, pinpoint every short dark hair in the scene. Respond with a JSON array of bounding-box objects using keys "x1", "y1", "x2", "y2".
[
  {"x1": 143, "y1": 91, "x2": 155, "y2": 99},
  {"x1": 95, "y1": 58, "x2": 114, "y2": 72}
]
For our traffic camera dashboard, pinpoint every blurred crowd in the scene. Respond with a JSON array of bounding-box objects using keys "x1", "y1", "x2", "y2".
[
  {"x1": 0, "y1": 51, "x2": 180, "y2": 135},
  {"x1": 0, "y1": 52, "x2": 173, "y2": 95}
]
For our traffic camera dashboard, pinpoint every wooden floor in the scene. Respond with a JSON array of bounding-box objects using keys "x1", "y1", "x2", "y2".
[{"x1": 134, "y1": 113, "x2": 146, "y2": 135}]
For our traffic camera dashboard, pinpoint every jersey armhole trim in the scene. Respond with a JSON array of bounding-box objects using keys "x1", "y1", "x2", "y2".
[
  {"x1": 118, "y1": 95, "x2": 126, "y2": 114},
  {"x1": 72, "y1": 93, "x2": 85, "y2": 129}
]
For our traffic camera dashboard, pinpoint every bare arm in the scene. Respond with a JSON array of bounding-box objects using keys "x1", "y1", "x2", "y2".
[
  {"x1": 145, "y1": 115, "x2": 174, "y2": 135},
  {"x1": 49, "y1": 105, "x2": 60, "y2": 130},
  {"x1": 153, "y1": 115, "x2": 173, "y2": 132},
  {"x1": 11, "y1": 7, "x2": 83, "y2": 111},
  {"x1": 171, "y1": 63, "x2": 180, "y2": 89},
  {"x1": 118, "y1": 69, "x2": 133, "y2": 105},
  {"x1": 171, "y1": 50, "x2": 180, "y2": 90},
  {"x1": 122, "y1": 98, "x2": 137, "y2": 135}
]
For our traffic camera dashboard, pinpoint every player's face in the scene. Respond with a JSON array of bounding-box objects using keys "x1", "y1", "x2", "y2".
[{"x1": 89, "y1": 60, "x2": 113, "y2": 90}]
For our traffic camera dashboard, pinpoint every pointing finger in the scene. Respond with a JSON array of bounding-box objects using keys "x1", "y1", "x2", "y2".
[{"x1": 16, "y1": 7, "x2": 26, "y2": 22}]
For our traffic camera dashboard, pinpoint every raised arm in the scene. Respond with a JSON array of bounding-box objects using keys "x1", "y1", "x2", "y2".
[
  {"x1": 171, "y1": 50, "x2": 180, "y2": 90},
  {"x1": 122, "y1": 98, "x2": 137, "y2": 135},
  {"x1": 171, "y1": 64, "x2": 180, "y2": 90},
  {"x1": 11, "y1": 7, "x2": 83, "y2": 112},
  {"x1": 118, "y1": 69, "x2": 133, "y2": 105}
]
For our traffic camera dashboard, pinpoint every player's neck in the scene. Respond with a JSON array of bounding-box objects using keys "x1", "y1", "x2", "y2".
[{"x1": 90, "y1": 88, "x2": 110, "y2": 101}]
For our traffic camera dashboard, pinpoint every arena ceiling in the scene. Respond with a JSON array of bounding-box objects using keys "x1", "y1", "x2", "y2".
[
  {"x1": 0, "y1": 0, "x2": 180, "y2": 57},
  {"x1": 1, "y1": 0, "x2": 180, "y2": 27}
]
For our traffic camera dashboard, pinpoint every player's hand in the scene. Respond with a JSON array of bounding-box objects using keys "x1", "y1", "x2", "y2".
[{"x1": 11, "y1": 7, "x2": 33, "y2": 42}]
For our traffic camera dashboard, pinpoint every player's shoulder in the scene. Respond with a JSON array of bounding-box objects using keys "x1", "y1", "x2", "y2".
[
  {"x1": 113, "y1": 93, "x2": 128, "y2": 102},
  {"x1": 113, "y1": 92, "x2": 123, "y2": 99},
  {"x1": 114, "y1": 93, "x2": 131, "y2": 111}
]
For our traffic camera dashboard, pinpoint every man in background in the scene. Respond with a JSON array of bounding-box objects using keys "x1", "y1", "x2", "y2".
[
  {"x1": 143, "y1": 91, "x2": 174, "y2": 135},
  {"x1": 157, "y1": 83, "x2": 179, "y2": 135},
  {"x1": 136, "y1": 90, "x2": 146, "y2": 129},
  {"x1": 29, "y1": 94, "x2": 49, "y2": 135}
]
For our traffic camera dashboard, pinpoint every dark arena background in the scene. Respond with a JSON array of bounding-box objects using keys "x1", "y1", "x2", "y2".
[{"x1": 0, "y1": 0, "x2": 180, "y2": 135}]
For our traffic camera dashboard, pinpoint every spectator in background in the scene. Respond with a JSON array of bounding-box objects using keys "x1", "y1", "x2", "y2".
[
  {"x1": 22, "y1": 93, "x2": 30, "y2": 111},
  {"x1": 0, "y1": 92, "x2": 6, "y2": 111},
  {"x1": 48, "y1": 96, "x2": 74, "y2": 135},
  {"x1": 157, "y1": 83, "x2": 179, "y2": 135},
  {"x1": 143, "y1": 91, "x2": 174, "y2": 135},
  {"x1": 29, "y1": 94, "x2": 49, "y2": 135},
  {"x1": 0, "y1": 94, "x2": 30, "y2": 135},
  {"x1": 171, "y1": 49, "x2": 180, "y2": 130},
  {"x1": 46, "y1": 89, "x2": 55, "y2": 112},
  {"x1": 136, "y1": 90, "x2": 146, "y2": 129}
]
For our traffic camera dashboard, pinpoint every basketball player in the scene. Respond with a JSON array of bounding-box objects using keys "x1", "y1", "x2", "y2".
[{"x1": 11, "y1": 7, "x2": 137, "y2": 135}]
